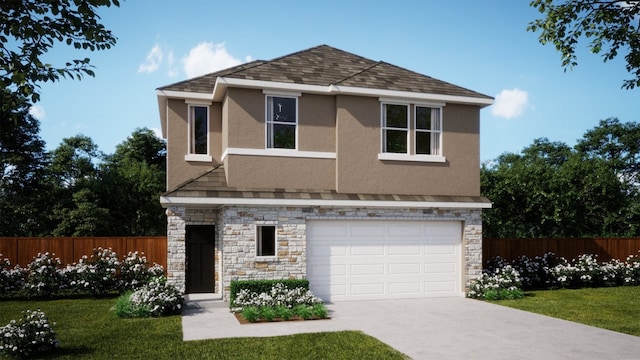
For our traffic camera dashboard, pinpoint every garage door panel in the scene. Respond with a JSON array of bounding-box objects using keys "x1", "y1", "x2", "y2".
[
  {"x1": 426, "y1": 262, "x2": 456, "y2": 274},
  {"x1": 425, "y1": 281, "x2": 456, "y2": 292},
  {"x1": 350, "y1": 282, "x2": 385, "y2": 295},
  {"x1": 388, "y1": 245, "x2": 421, "y2": 255},
  {"x1": 350, "y1": 245, "x2": 384, "y2": 256},
  {"x1": 389, "y1": 282, "x2": 421, "y2": 294},
  {"x1": 425, "y1": 244, "x2": 456, "y2": 255},
  {"x1": 349, "y1": 223, "x2": 386, "y2": 237},
  {"x1": 350, "y1": 263, "x2": 385, "y2": 275},
  {"x1": 307, "y1": 220, "x2": 461, "y2": 301},
  {"x1": 388, "y1": 263, "x2": 421, "y2": 275},
  {"x1": 388, "y1": 223, "x2": 422, "y2": 237}
]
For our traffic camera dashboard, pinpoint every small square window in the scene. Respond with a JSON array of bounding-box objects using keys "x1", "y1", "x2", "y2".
[
  {"x1": 382, "y1": 103, "x2": 409, "y2": 153},
  {"x1": 256, "y1": 225, "x2": 276, "y2": 257}
]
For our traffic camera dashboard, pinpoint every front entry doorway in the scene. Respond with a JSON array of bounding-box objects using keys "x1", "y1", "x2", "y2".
[{"x1": 186, "y1": 225, "x2": 215, "y2": 293}]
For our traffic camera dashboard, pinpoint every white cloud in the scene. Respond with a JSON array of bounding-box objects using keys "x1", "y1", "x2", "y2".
[
  {"x1": 491, "y1": 88, "x2": 529, "y2": 119},
  {"x1": 138, "y1": 44, "x2": 163, "y2": 74},
  {"x1": 182, "y1": 42, "x2": 243, "y2": 78},
  {"x1": 29, "y1": 105, "x2": 45, "y2": 120}
]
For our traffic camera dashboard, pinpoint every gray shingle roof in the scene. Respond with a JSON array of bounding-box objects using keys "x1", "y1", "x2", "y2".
[
  {"x1": 158, "y1": 45, "x2": 491, "y2": 100},
  {"x1": 163, "y1": 166, "x2": 491, "y2": 206}
]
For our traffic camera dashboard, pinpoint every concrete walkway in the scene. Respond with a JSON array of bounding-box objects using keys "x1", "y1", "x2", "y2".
[{"x1": 182, "y1": 295, "x2": 640, "y2": 359}]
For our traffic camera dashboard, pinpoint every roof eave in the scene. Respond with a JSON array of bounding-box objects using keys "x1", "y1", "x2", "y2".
[{"x1": 160, "y1": 196, "x2": 493, "y2": 209}]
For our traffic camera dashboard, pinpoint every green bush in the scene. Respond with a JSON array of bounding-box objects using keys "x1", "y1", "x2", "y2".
[
  {"x1": 241, "y1": 306, "x2": 260, "y2": 323},
  {"x1": 293, "y1": 305, "x2": 313, "y2": 320},
  {"x1": 229, "y1": 279, "x2": 309, "y2": 306}
]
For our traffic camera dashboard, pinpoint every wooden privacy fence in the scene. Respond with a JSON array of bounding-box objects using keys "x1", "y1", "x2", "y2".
[
  {"x1": 483, "y1": 237, "x2": 640, "y2": 264},
  {"x1": 0, "y1": 237, "x2": 167, "y2": 270}
]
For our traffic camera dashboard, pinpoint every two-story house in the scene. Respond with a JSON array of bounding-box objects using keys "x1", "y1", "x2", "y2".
[{"x1": 156, "y1": 45, "x2": 493, "y2": 302}]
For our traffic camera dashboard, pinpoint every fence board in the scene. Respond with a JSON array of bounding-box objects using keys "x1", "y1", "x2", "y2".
[
  {"x1": 0, "y1": 237, "x2": 167, "y2": 270},
  {"x1": 483, "y1": 237, "x2": 640, "y2": 265}
]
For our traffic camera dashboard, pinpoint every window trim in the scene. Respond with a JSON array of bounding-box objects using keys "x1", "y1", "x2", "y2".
[
  {"x1": 378, "y1": 99, "x2": 446, "y2": 163},
  {"x1": 265, "y1": 94, "x2": 299, "y2": 150},
  {"x1": 380, "y1": 102, "x2": 410, "y2": 154},
  {"x1": 185, "y1": 103, "x2": 212, "y2": 162},
  {"x1": 256, "y1": 224, "x2": 277, "y2": 260},
  {"x1": 414, "y1": 104, "x2": 443, "y2": 157}
]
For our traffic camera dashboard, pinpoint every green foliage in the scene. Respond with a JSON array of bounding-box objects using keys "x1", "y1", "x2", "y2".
[
  {"x1": 229, "y1": 279, "x2": 310, "y2": 306},
  {"x1": 274, "y1": 305, "x2": 293, "y2": 320},
  {"x1": 0, "y1": 0, "x2": 119, "y2": 103},
  {"x1": 482, "y1": 119, "x2": 640, "y2": 238},
  {"x1": 0, "y1": 93, "x2": 54, "y2": 237},
  {"x1": 293, "y1": 305, "x2": 314, "y2": 320},
  {"x1": 241, "y1": 306, "x2": 260, "y2": 323},
  {"x1": 528, "y1": 0, "x2": 640, "y2": 89},
  {"x1": 312, "y1": 303, "x2": 329, "y2": 319}
]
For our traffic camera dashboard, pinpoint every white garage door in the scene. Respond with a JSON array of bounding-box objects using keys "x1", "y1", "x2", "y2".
[{"x1": 306, "y1": 220, "x2": 462, "y2": 301}]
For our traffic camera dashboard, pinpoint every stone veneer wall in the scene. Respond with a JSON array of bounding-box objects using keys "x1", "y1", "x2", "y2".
[{"x1": 167, "y1": 206, "x2": 483, "y2": 300}]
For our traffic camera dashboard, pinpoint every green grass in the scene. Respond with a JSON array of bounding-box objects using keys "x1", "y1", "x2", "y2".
[
  {"x1": 0, "y1": 297, "x2": 408, "y2": 359},
  {"x1": 490, "y1": 286, "x2": 640, "y2": 336}
]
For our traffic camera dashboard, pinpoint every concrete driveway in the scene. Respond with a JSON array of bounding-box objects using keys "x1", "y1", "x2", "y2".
[{"x1": 182, "y1": 296, "x2": 640, "y2": 359}]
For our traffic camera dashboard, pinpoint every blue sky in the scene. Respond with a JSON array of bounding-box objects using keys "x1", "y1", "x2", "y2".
[{"x1": 30, "y1": 0, "x2": 639, "y2": 162}]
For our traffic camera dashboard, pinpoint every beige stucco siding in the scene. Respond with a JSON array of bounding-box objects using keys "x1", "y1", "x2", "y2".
[
  {"x1": 166, "y1": 99, "x2": 221, "y2": 190},
  {"x1": 224, "y1": 155, "x2": 335, "y2": 190},
  {"x1": 224, "y1": 88, "x2": 335, "y2": 152},
  {"x1": 335, "y1": 95, "x2": 480, "y2": 196}
]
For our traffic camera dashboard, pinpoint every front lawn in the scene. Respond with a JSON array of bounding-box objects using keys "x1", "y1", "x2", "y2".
[
  {"x1": 491, "y1": 286, "x2": 640, "y2": 336},
  {"x1": 0, "y1": 298, "x2": 408, "y2": 359}
]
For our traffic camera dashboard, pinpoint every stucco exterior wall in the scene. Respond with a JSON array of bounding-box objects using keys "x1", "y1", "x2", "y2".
[
  {"x1": 166, "y1": 99, "x2": 222, "y2": 190},
  {"x1": 335, "y1": 95, "x2": 481, "y2": 196}
]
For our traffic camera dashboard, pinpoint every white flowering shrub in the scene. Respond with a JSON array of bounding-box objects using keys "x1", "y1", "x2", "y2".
[
  {"x1": 551, "y1": 254, "x2": 626, "y2": 288},
  {"x1": 115, "y1": 276, "x2": 184, "y2": 318},
  {"x1": 0, "y1": 255, "x2": 26, "y2": 295},
  {"x1": 119, "y1": 251, "x2": 164, "y2": 291},
  {"x1": 623, "y1": 252, "x2": 640, "y2": 286},
  {"x1": 479, "y1": 252, "x2": 640, "y2": 297},
  {"x1": 61, "y1": 248, "x2": 120, "y2": 296},
  {"x1": 25, "y1": 252, "x2": 63, "y2": 298},
  {"x1": 468, "y1": 265, "x2": 524, "y2": 300},
  {"x1": 234, "y1": 283, "x2": 327, "y2": 322},
  {"x1": 0, "y1": 309, "x2": 58, "y2": 358},
  {"x1": 234, "y1": 283, "x2": 324, "y2": 309}
]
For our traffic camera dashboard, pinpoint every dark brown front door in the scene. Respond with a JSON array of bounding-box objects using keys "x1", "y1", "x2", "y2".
[{"x1": 186, "y1": 225, "x2": 215, "y2": 293}]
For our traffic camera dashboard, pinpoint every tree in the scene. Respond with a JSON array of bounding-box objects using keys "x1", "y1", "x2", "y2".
[
  {"x1": 98, "y1": 128, "x2": 167, "y2": 236},
  {"x1": 0, "y1": 0, "x2": 120, "y2": 105},
  {"x1": 0, "y1": 93, "x2": 53, "y2": 236},
  {"x1": 482, "y1": 137, "x2": 633, "y2": 238},
  {"x1": 528, "y1": 0, "x2": 640, "y2": 89}
]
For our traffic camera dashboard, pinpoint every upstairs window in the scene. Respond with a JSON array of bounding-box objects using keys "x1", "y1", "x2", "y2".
[
  {"x1": 266, "y1": 96, "x2": 297, "y2": 149},
  {"x1": 379, "y1": 100, "x2": 445, "y2": 162},
  {"x1": 415, "y1": 106, "x2": 442, "y2": 155},
  {"x1": 256, "y1": 225, "x2": 276, "y2": 257},
  {"x1": 187, "y1": 105, "x2": 210, "y2": 161},
  {"x1": 382, "y1": 103, "x2": 409, "y2": 153}
]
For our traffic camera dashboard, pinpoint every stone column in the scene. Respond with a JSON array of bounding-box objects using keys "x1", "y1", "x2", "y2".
[{"x1": 166, "y1": 206, "x2": 186, "y2": 292}]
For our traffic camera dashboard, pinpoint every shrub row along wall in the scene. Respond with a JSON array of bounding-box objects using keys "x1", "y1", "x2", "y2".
[
  {"x1": 0, "y1": 237, "x2": 167, "y2": 270},
  {"x1": 484, "y1": 237, "x2": 640, "y2": 264}
]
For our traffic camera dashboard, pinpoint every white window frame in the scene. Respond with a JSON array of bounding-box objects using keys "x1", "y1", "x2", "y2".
[
  {"x1": 185, "y1": 102, "x2": 212, "y2": 162},
  {"x1": 378, "y1": 99, "x2": 446, "y2": 163},
  {"x1": 380, "y1": 102, "x2": 409, "y2": 154},
  {"x1": 265, "y1": 93, "x2": 299, "y2": 150},
  {"x1": 414, "y1": 105, "x2": 443, "y2": 156},
  {"x1": 256, "y1": 224, "x2": 277, "y2": 259}
]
